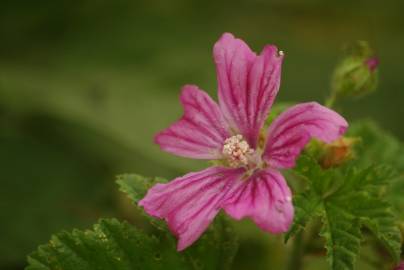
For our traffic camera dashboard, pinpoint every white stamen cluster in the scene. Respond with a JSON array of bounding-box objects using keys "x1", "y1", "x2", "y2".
[{"x1": 222, "y1": 134, "x2": 254, "y2": 167}]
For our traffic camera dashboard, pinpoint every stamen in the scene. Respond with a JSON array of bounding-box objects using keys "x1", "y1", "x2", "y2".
[{"x1": 222, "y1": 134, "x2": 254, "y2": 168}]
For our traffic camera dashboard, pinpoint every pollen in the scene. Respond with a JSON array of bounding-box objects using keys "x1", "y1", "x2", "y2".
[{"x1": 222, "y1": 134, "x2": 254, "y2": 167}]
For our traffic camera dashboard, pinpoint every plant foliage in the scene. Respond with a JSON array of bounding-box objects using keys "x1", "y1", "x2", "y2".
[
  {"x1": 26, "y1": 175, "x2": 238, "y2": 270},
  {"x1": 286, "y1": 155, "x2": 402, "y2": 270}
]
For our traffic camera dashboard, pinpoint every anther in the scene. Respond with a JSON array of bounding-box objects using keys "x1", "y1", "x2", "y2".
[{"x1": 222, "y1": 134, "x2": 254, "y2": 167}]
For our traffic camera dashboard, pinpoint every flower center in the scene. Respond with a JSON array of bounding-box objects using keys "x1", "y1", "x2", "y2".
[{"x1": 222, "y1": 134, "x2": 254, "y2": 168}]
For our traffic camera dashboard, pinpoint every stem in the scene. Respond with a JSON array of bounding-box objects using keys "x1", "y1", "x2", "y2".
[{"x1": 286, "y1": 231, "x2": 304, "y2": 270}]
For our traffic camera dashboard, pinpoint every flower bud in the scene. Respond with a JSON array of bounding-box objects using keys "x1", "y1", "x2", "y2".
[
  {"x1": 318, "y1": 137, "x2": 359, "y2": 169},
  {"x1": 331, "y1": 41, "x2": 379, "y2": 98}
]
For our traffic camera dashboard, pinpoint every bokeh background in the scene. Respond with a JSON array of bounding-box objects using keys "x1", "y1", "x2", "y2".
[{"x1": 1, "y1": 0, "x2": 403, "y2": 269}]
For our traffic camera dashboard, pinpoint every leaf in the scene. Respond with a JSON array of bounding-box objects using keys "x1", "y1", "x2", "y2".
[
  {"x1": 117, "y1": 174, "x2": 239, "y2": 270},
  {"x1": 284, "y1": 189, "x2": 321, "y2": 242},
  {"x1": 26, "y1": 215, "x2": 238, "y2": 270},
  {"x1": 26, "y1": 218, "x2": 188, "y2": 270},
  {"x1": 348, "y1": 121, "x2": 404, "y2": 219},
  {"x1": 320, "y1": 205, "x2": 362, "y2": 270},
  {"x1": 116, "y1": 174, "x2": 167, "y2": 204},
  {"x1": 348, "y1": 120, "x2": 404, "y2": 170},
  {"x1": 182, "y1": 215, "x2": 238, "y2": 270},
  {"x1": 357, "y1": 199, "x2": 402, "y2": 263},
  {"x1": 285, "y1": 156, "x2": 341, "y2": 241},
  {"x1": 286, "y1": 156, "x2": 402, "y2": 270},
  {"x1": 26, "y1": 174, "x2": 239, "y2": 270}
]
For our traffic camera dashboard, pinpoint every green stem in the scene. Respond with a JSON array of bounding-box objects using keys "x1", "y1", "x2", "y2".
[{"x1": 286, "y1": 231, "x2": 304, "y2": 270}]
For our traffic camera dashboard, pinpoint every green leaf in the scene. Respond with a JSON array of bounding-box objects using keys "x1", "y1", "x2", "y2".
[
  {"x1": 26, "y1": 213, "x2": 238, "y2": 270},
  {"x1": 26, "y1": 174, "x2": 239, "y2": 270},
  {"x1": 284, "y1": 190, "x2": 321, "y2": 242},
  {"x1": 116, "y1": 174, "x2": 167, "y2": 204},
  {"x1": 182, "y1": 215, "x2": 239, "y2": 270},
  {"x1": 287, "y1": 156, "x2": 402, "y2": 270},
  {"x1": 348, "y1": 120, "x2": 404, "y2": 170},
  {"x1": 358, "y1": 199, "x2": 402, "y2": 263},
  {"x1": 116, "y1": 174, "x2": 169, "y2": 230},
  {"x1": 320, "y1": 205, "x2": 362, "y2": 270},
  {"x1": 26, "y1": 218, "x2": 188, "y2": 270},
  {"x1": 348, "y1": 121, "x2": 404, "y2": 220}
]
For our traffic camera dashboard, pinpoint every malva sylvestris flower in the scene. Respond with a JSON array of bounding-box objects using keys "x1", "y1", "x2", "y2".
[{"x1": 139, "y1": 33, "x2": 348, "y2": 251}]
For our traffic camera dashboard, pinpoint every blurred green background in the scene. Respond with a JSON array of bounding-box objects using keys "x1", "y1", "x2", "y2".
[{"x1": 1, "y1": 0, "x2": 403, "y2": 269}]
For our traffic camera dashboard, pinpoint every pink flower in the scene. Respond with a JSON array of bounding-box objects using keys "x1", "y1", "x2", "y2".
[{"x1": 139, "y1": 33, "x2": 348, "y2": 251}]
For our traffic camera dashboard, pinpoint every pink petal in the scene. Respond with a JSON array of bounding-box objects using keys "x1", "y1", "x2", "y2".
[
  {"x1": 263, "y1": 102, "x2": 348, "y2": 169},
  {"x1": 223, "y1": 168, "x2": 294, "y2": 233},
  {"x1": 155, "y1": 85, "x2": 230, "y2": 159},
  {"x1": 213, "y1": 33, "x2": 283, "y2": 148},
  {"x1": 138, "y1": 167, "x2": 244, "y2": 251}
]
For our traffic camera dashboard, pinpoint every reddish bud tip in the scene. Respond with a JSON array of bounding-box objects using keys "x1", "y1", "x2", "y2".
[{"x1": 366, "y1": 57, "x2": 379, "y2": 72}]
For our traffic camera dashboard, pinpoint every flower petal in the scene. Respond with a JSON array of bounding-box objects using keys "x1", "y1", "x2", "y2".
[
  {"x1": 155, "y1": 85, "x2": 230, "y2": 159},
  {"x1": 263, "y1": 102, "x2": 348, "y2": 169},
  {"x1": 213, "y1": 33, "x2": 283, "y2": 148},
  {"x1": 138, "y1": 167, "x2": 244, "y2": 251},
  {"x1": 223, "y1": 168, "x2": 294, "y2": 233}
]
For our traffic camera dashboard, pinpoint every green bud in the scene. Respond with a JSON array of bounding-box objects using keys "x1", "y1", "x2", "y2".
[{"x1": 331, "y1": 41, "x2": 379, "y2": 98}]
